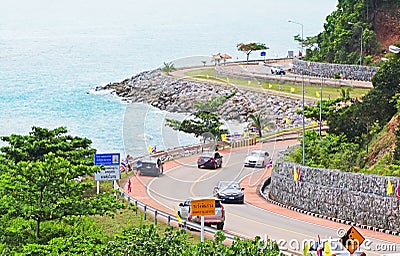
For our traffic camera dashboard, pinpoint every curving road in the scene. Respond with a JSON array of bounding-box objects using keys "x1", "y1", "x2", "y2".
[{"x1": 141, "y1": 140, "x2": 399, "y2": 255}]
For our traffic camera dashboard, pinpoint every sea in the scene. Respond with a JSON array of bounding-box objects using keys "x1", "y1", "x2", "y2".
[{"x1": 0, "y1": 0, "x2": 337, "y2": 157}]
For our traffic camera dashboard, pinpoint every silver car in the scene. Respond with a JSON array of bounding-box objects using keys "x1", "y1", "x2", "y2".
[{"x1": 213, "y1": 181, "x2": 245, "y2": 204}]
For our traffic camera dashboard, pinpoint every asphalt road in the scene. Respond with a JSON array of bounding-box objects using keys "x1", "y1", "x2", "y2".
[{"x1": 145, "y1": 141, "x2": 400, "y2": 255}]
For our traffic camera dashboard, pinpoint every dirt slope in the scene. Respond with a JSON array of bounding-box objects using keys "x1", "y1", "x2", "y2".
[{"x1": 373, "y1": 6, "x2": 400, "y2": 53}]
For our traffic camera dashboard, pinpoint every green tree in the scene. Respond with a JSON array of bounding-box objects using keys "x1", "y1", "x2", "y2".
[
  {"x1": 248, "y1": 112, "x2": 275, "y2": 138},
  {"x1": 165, "y1": 93, "x2": 236, "y2": 141},
  {"x1": 293, "y1": 35, "x2": 318, "y2": 52},
  {"x1": 166, "y1": 111, "x2": 227, "y2": 142},
  {"x1": 194, "y1": 90, "x2": 236, "y2": 113},
  {"x1": 237, "y1": 42, "x2": 269, "y2": 63},
  {"x1": 304, "y1": 0, "x2": 382, "y2": 64},
  {"x1": 0, "y1": 127, "x2": 123, "y2": 239},
  {"x1": 328, "y1": 55, "x2": 400, "y2": 142},
  {"x1": 290, "y1": 130, "x2": 360, "y2": 171},
  {"x1": 162, "y1": 62, "x2": 176, "y2": 75},
  {"x1": 0, "y1": 126, "x2": 94, "y2": 165},
  {"x1": 300, "y1": 97, "x2": 345, "y2": 124}
]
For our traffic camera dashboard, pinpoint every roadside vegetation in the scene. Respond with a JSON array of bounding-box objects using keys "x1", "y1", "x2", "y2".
[
  {"x1": 0, "y1": 127, "x2": 282, "y2": 255},
  {"x1": 288, "y1": 54, "x2": 400, "y2": 176},
  {"x1": 299, "y1": 0, "x2": 399, "y2": 65}
]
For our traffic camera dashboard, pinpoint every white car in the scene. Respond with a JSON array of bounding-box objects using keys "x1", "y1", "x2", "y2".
[
  {"x1": 244, "y1": 150, "x2": 270, "y2": 168},
  {"x1": 270, "y1": 65, "x2": 286, "y2": 75}
]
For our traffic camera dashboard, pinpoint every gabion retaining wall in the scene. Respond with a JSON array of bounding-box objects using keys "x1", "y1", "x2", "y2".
[
  {"x1": 292, "y1": 59, "x2": 379, "y2": 81},
  {"x1": 269, "y1": 161, "x2": 400, "y2": 233}
]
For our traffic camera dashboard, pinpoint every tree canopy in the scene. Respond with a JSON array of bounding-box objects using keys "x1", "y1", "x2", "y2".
[
  {"x1": 248, "y1": 112, "x2": 275, "y2": 138},
  {"x1": 165, "y1": 92, "x2": 236, "y2": 141},
  {"x1": 328, "y1": 54, "x2": 400, "y2": 142},
  {"x1": 237, "y1": 42, "x2": 268, "y2": 63},
  {"x1": 303, "y1": 0, "x2": 387, "y2": 64},
  {"x1": 0, "y1": 127, "x2": 123, "y2": 239},
  {"x1": 291, "y1": 54, "x2": 400, "y2": 174}
]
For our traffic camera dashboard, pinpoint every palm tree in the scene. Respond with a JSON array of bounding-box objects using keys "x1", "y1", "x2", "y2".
[
  {"x1": 248, "y1": 111, "x2": 276, "y2": 138},
  {"x1": 162, "y1": 62, "x2": 176, "y2": 75},
  {"x1": 339, "y1": 87, "x2": 351, "y2": 100}
]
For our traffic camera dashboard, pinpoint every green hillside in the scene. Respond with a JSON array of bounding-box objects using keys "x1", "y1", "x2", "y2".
[{"x1": 303, "y1": 0, "x2": 400, "y2": 65}]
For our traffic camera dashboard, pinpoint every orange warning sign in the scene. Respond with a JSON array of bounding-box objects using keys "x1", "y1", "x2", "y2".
[{"x1": 339, "y1": 226, "x2": 365, "y2": 254}]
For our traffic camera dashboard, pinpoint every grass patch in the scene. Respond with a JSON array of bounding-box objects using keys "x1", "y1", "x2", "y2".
[
  {"x1": 183, "y1": 68, "x2": 370, "y2": 100},
  {"x1": 91, "y1": 206, "x2": 202, "y2": 243},
  {"x1": 85, "y1": 171, "x2": 203, "y2": 243}
]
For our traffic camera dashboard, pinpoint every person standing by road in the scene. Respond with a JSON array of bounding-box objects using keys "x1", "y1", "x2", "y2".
[{"x1": 127, "y1": 178, "x2": 132, "y2": 193}]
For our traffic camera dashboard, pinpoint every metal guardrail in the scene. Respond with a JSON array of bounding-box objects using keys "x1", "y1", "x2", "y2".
[
  {"x1": 116, "y1": 187, "x2": 301, "y2": 255},
  {"x1": 115, "y1": 187, "x2": 237, "y2": 241}
]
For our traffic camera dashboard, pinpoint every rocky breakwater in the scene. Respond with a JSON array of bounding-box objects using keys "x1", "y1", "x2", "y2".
[{"x1": 96, "y1": 69, "x2": 308, "y2": 128}]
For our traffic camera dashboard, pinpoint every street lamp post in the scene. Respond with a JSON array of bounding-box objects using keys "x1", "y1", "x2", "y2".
[
  {"x1": 348, "y1": 22, "x2": 363, "y2": 65},
  {"x1": 360, "y1": 26, "x2": 363, "y2": 65},
  {"x1": 288, "y1": 20, "x2": 304, "y2": 56},
  {"x1": 289, "y1": 20, "x2": 305, "y2": 165}
]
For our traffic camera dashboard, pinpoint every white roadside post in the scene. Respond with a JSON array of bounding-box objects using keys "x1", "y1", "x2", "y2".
[{"x1": 201, "y1": 216, "x2": 205, "y2": 243}]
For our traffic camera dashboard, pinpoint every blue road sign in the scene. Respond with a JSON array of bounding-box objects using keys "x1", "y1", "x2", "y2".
[
  {"x1": 94, "y1": 153, "x2": 120, "y2": 166},
  {"x1": 260, "y1": 51, "x2": 266, "y2": 56}
]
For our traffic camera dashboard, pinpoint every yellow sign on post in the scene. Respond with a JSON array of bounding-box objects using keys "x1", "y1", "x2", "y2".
[
  {"x1": 190, "y1": 199, "x2": 215, "y2": 216},
  {"x1": 339, "y1": 226, "x2": 365, "y2": 254}
]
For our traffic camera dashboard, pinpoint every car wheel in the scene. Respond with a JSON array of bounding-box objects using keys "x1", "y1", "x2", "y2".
[
  {"x1": 216, "y1": 222, "x2": 224, "y2": 230},
  {"x1": 198, "y1": 165, "x2": 201, "y2": 168},
  {"x1": 241, "y1": 198, "x2": 245, "y2": 204}
]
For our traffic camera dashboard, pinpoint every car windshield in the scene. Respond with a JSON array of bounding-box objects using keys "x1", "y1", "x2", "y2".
[
  {"x1": 250, "y1": 151, "x2": 264, "y2": 157},
  {"x1": 201, "y1": 152, "x2": 214, "y2": 158},
  {"x1": 219, "y1": 181, "x2": 240, "y2": 190}
]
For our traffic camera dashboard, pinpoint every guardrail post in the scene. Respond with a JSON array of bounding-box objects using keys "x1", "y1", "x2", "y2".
[
  {"x1": 135, "y1": 200, "x2": 138, "y2": 214},
  {"x1": 167, "y1": 216, "x2": 171, "y2": 226},
  {"x1": 121, "y1": 193, "x2": 124, "y2": 203},
  {"x1": 154, "y1": 210, "x2": 158, "y2": 225},
  {"x1": 144, "y1": 205, "x2": 147, "y2": 220},
  {"x1": 127, "y1": 196, "x2": 130, "y2": 205}
]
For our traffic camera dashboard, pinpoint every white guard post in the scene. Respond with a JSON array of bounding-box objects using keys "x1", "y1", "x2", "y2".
[{"x1": 201, "y1": 216, "x2": 205, "y2": 243}]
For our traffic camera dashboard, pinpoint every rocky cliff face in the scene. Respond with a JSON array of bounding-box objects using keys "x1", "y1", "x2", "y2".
[
  {"x1": 97, "y1": 69, "x2": 309, "y2": 129},
  {"x1": 373, "y1": 5, "x2": 400, "y2": 54}
]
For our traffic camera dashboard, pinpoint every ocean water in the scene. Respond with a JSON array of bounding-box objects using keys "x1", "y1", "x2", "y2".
[{"x1": 0, "y1": 0, "x2": 337, "y2": 157}]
